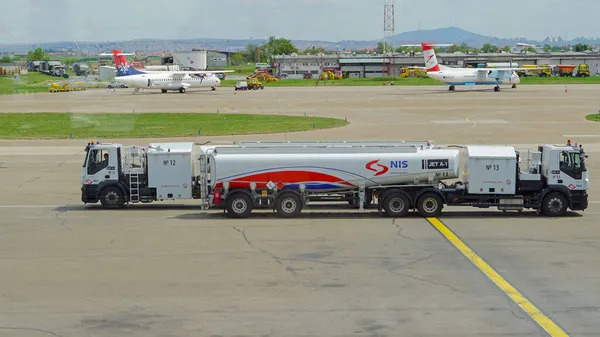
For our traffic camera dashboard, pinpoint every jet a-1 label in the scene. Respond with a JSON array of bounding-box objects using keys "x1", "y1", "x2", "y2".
[{"x1": 423, "y1": 159, "x2": 449, "y2": 170}]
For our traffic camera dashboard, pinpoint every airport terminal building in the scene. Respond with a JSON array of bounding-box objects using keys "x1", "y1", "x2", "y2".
[{"x1": 272, "y1": 51, "x2": 600, "y2": 78}]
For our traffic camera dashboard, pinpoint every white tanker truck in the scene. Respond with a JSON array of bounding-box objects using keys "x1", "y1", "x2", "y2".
[{"x1": 80, "y1": 140, "x2": 589, "y2": 218}]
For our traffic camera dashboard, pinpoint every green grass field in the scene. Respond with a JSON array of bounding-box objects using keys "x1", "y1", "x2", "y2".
[
  {"x1": 585, "y1": 114, "x2": 600, "y2": 122},
  {"x1": 0, "y1": 113, "x2": 348, "y2": 139},
  {"x1": 0, "y1": 72, "x2": 55, "y2": 94},
  {"x1": 519, "y1": 76, "x2": 600, "y2": 84}
]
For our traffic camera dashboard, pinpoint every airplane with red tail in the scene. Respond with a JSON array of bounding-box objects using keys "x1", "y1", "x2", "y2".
[
  {"x1": 415, "y1": 42, "x2": 534, "y2": 92},
  {"x1": 109, "y1": 50, "x2": 231, "y2": 94}
]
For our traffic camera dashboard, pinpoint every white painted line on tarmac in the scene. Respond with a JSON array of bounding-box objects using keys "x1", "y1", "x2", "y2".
[
  {"x1": 0, "y1": 205, "x2": 62, "y2": 208},
  {"x1": 431, "y1": 119, "x2": 509, "y2": 124},
  {"x1": 563, "y1": 135, "x2": 600, "y2": 138}
]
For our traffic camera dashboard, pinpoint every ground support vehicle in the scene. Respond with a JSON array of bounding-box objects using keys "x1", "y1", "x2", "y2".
[
  {"x1": 246, "y1": 78, "x2": 264, "y2": 90},
  {"x1": 48, "y1": 81, "x2": 87, "y2": 92},
  {"x1": 576, "y1": 64, "x2": 590, "y2": 77},
  {"x1": 234, "y1": 81, "x2": 249, "y2": 91},
  {"x1": 81, "y1": 142, "x2": 203, "y2": 208},
  {"x1": 81, "y1": 140, "x2": 589, "y2": 218},
  {"x1": 557, "y1": 65, "x2": 576, "y2": 76}
]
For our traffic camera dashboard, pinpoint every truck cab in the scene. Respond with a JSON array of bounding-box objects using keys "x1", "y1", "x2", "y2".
[
  {"x1": 517, "y1": 142, "x2": 588, "y2": 214},
  {"x1": 81, "y1": 142, "x2": 125, "y2": 206},
  {"x1": 539, "y1": 143, "x2": 588, "y2": 211}
]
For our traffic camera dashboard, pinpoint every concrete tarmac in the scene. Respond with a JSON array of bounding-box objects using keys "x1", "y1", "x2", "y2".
[{"x1": 0, "y1": 84, "x2": 599, "y2": 337}]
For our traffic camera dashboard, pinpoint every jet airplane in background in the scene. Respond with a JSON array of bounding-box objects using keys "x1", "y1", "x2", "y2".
[
  {"x1": 416, "y1": 42, "x2": 533, "y2": 92},
  {"x1": 109, "y1": 50, "x2": 229, "y2": 93}
]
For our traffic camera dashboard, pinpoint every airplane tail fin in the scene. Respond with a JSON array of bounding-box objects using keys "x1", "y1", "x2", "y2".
[
  {"x1": 113, "y1": 50, "x2": 145, "y2": 76},
  {"x1": 421, "y1": 42, "x2": 441, "y2": 72}
]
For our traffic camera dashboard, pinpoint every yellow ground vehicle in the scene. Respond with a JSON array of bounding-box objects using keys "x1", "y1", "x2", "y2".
[
  {"x1": 246, "y1": 78, "x2": 264, "y2": 90},
  {"x1": 400, "y1": 67, "x2": 427, "y2": 78},
  {"x1": 48, "y1": 81, "x2": 87, "y2": 92},
  {"x1": 519, "y1": 65, "x2": 540, "y2": 77},
  {"x1": 576, "y1": 64, "x2": 590, "y2": 77},
  {"x1": 539, "y1": 64, "x2": 552, "y2": 77},
  {"x1": 319, "y1": 70, "x2": 342, "y2": 80},
  {"x1": 247, "y1": 70, "x2": 279, "y2": 82}
]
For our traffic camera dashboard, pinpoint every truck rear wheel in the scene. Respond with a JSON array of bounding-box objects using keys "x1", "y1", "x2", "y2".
[
  {"x1": 226, "y1": 193, "x2": 253, "y2": 218},
  {"x1": 541, "y1": 192, "x2": 568, "y2": 217},
  {"x1": 416, "y1": 193, "x2": 443, "y2": 217},
  {"x1": 275, "y1": 192, "x2": 303, "y2": 218},
  {"x1": 382, "y1": 192, "x2": 410, "y2": 217},
  {"x1": 99, "y1": 186, "x2": 125, "y2": 209}
]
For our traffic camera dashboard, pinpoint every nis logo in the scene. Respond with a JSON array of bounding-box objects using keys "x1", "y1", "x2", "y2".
[{"x1": 366, "y1": 160, "x2": 408, "y2": 176}]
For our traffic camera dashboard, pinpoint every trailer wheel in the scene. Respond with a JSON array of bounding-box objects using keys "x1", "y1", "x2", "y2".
[
  {"x1": 382, "y1": 192, "x2": 410, "y2": 217},
  {"x1": 416, "y1": 193, "x2": 443, "y2": 217},
  {"x1": 226, "y1": 193, "x2": 253, "y2": 218},
  {"x1": 99, "y1": 186, "x2": 125, "y2": 209},
  {"x1": 541, "y1": 192, "x2": 568, "y2": 217},
  {"x1": 275, "y1": 192, "x2": 303, "y2": 218}
]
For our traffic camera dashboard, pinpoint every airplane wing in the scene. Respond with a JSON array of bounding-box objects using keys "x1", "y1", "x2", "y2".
[
  {"x1": 477, "y1": 68, "x2": 538, "y2": 78},
  {"x1": 168, "y1": 72, "x2": 224, "y2": 79},
  {"x1": 478, "y1": 67, "x2": 539, "y2": 72}
]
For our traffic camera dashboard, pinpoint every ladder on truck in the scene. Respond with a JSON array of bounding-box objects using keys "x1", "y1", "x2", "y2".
[
  {"x1": 199, "y1": 154, "x2": 209, "y2": 209},
  {"x1": 129, "y1": 174, "x2": 140, "y2": 203}
]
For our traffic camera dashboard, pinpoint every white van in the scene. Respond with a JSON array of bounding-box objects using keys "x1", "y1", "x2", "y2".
[{"x1": 255, "y1": 63, "x2": 270, "y2": 69}]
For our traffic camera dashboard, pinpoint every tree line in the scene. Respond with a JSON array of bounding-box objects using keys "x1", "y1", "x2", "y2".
[{"x1": 372, "y1": 42, "x2": 592, "y2": 55}]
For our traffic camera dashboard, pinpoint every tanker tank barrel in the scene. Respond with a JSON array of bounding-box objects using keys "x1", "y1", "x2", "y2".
[
  {"x1": 237, "y1": 140, "x2": 435, "y2": 149},
  {"x1": 213, "y1": 146, "x2": 424, "y2": 154}
]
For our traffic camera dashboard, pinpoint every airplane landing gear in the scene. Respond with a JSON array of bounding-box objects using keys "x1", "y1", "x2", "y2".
[
  {"x1": 179, "y1": 87, "x2": 186, "y2": 93},
  {"x1": 494, "y1": 85, "x2": 500, "y2": 92},
  {"x1": 211, "y1": 86, "x2": 216, "y2": 91},
  {"x1": 512, "y1": 84, "x2": 517, "y2": 89},
  {"x1": 161, "y1": 89, "x2": 167, "y2": 93},
  {"x1": 448, "y1": 85, "x2": 455, "y2": 91}
]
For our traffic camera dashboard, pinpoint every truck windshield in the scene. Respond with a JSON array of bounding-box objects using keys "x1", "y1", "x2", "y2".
[
  {"x1": 560, "y1": 151, "x2": 585, "y2": 178},
  {"x1": 87, "y1": 149, "x2": 109, "y2": 174}
]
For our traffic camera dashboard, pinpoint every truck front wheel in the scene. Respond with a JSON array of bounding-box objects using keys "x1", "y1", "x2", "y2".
[
  {"x1": 382, "y1": 192, "x2": 410, "y2": 217},
  {"x1": 275, "y1": 192, "x2": 303, "y2": 218},
  {"x1": 226, "y1": 193, "x2": 253, "y2": 218},
  {"x1": 99, "y1": 186, "x2": 125, "y2": 209},
  {"x1": 416, "y1": 193, "x2": 443, "y2": 217},
  {"x1": 542, "y1": 192, "x2": 568, "y2": 217}
]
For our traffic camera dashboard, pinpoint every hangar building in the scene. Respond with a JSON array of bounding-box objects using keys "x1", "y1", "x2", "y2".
[{"x1": 272, "y1": 51, "x2": 600, "y2": 78}]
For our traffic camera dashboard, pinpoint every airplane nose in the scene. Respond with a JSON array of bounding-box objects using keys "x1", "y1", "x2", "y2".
[{"x1": 216, "y1": 78, "x2": 221, "y2": 85}]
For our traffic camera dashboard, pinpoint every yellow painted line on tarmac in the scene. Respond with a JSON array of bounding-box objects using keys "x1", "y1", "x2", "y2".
[
  {"x1": 465, "y1": 116, "x2": 477, "y2": 127},
  {"x1": 425, "y1": 217, "x2": 569, "y2": 337}
]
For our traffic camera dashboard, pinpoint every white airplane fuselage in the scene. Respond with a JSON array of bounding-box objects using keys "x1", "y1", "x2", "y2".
[
  {"x1": 116, "y1": 73, "x2": 220, "y2": 92},
  {"x1": 426, "y1": 68, "x2": 521, "y2": 86}
]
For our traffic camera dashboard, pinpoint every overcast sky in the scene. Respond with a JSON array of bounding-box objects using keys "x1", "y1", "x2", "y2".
[{"x1": 1, "y1": 0, "x2": 599, "y2": 44}]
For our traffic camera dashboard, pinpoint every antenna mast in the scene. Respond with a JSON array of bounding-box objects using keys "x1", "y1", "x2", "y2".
[{"x1": 383, "y1": 0, "x2": 396, "y2": 79}]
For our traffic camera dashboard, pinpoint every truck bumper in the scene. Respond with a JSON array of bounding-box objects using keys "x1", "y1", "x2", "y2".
[
  {"x1": 81, "y1": 184, "x2": 99, "y2": 203},
  {"x1": 570, "y1": 190, "x2": 588, "y2": 211}
]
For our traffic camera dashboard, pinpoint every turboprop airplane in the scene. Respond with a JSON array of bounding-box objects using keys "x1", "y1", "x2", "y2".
[
  {"x1": 419, "y1": 42, "x2": 532, "y2": 92},
  {"x1": 110, "y1": 50, "x2": 227, "y2": 94}
]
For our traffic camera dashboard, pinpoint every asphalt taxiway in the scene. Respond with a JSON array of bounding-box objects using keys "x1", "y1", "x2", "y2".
[{"x1": 0, "y1": 84, "x2": 599, "y2": 337}]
